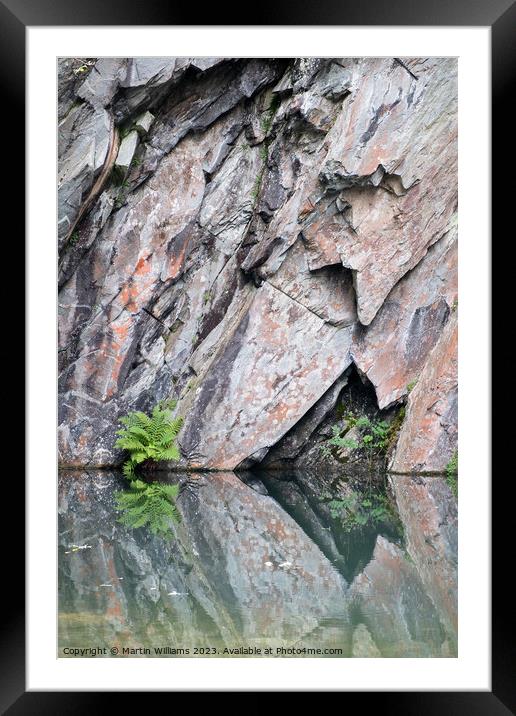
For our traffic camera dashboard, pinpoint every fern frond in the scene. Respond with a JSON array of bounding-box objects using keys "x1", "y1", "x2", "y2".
[
  {"x1": 115, "y1": 437, "x2": 147, "y2": 452},
  {"x1": 159, "y1": 483, "x2": 180, "y2": 499},
  {"x1": 131, "y1": 451, "x2": 149, "y2": 464},
  {"x1": 158, "y1": 444, "x2": 180, "y2": 461},
  {"x1": 126, "y1": 425, "x2": 151, "y2": 443},
  {"x1": 130, "y1": 479, "x2": 149, "y2": 491},
  {"x1": 122, "y1": 460, "x2": 136, "y2": 479},
  {"x1": 156, "y1": 417, "x2": 183, "y2": 446}
]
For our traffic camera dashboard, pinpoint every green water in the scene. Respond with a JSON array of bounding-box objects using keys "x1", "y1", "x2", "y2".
[{"x1": 58, "y1": 469, "x2": 457, "y2": 658}]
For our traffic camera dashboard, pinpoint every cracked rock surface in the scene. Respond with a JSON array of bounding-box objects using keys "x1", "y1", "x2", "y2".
[{"x1": 58, "y1": 57, "x2": 458, "y2": 472}]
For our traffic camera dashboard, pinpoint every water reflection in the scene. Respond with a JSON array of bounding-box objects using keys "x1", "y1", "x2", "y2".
[{"x1": 58, "y1": 469, "x2": 457, "y2": 657}]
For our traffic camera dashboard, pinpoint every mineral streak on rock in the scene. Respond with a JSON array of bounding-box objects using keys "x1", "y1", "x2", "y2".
[{"x1": 58, "y1": 57, "x2": 457, "y2": 471}]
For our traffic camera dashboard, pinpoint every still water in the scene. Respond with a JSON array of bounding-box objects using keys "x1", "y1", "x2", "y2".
[{"x1": 58, "y1": 469, "x2": 457, "y2": 658}]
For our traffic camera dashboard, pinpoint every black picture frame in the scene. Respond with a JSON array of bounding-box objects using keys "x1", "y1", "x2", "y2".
[{"x1": 6, "y1": 0, "x2": 510, "y2": 709}]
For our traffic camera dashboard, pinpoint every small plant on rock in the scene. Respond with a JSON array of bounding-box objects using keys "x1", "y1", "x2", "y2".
[
  {"x1": 115, "y1": 399, "x2": 183, "y2": 479},
  {"x1": 324, "y1": 411, "x2": 391, "y2": 468},
  {"x1": 406, "y1": 380, "x2": 417, "y2": 394}
]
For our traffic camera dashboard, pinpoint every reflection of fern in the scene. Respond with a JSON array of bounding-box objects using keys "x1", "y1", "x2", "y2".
[
  {"x1": 115, "y1": 480, "x2": 181, "y2": 536},
  {"x1": 115, "y1": 399, "x2": 183, "y2": 476},
  {"x1": 324, "y1": 489, "x2": 401, "y2": 535}
]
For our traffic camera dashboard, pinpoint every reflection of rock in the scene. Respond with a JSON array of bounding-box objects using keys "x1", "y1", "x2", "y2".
[
  {"x1": 390, "y1": 312, "x2": 458, "y2": 473},
  {"x1": 59, "y1": 471, "x2": 350, "y2": 652},
  {"x1": 349, "y1": 535, "x2": 447, "y2": 657},
  {"x1": 59, "y1": 469, "x2": 458, "y2": 657},
  {"x1": 389, "y1": 475, "x2": 457, "y2": 643},
  {"x1": 256, "y1": 473, "x2": 345, "y2": 569},
  {"x1": 351, "y1": 623, "x2": 381, "y2": 657},
  {"x1": 180, "y1": 471, "x2": 350, "y2": 643}
]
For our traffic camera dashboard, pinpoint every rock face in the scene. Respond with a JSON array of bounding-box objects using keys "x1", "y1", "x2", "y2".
[
  {"x1": 390, "y1": 311, "x2": 458, "y2": 473},
  {"x1": 58, "y1": 57, "x2": 457, "y2": 471}
]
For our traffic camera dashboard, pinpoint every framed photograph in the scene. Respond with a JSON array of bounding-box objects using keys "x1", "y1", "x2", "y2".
[{"x1": 6, "y1": 0, "x2": 509, "y2": 707}]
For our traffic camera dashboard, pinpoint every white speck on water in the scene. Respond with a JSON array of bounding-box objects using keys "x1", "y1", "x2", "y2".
[
  {"x1": 278, "y1": 561, "x2": 293, "y2": 568},
  {"x1": 265, "y1": 561, "x2": 273, "y2": 567},
  {"x1": 65, "y1": 544, "x2": 92, "y2": 553}
]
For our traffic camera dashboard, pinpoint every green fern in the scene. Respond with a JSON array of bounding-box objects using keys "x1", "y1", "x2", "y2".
[
  {"x1": 115, "y1": 481, "x2": 181, "y2": 536},
  {"x1": 115, "y1": 400, "x2": 183, "y2": 477}
]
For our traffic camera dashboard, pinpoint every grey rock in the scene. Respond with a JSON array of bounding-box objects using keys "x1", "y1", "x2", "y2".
[
  {"x1": 115, "y1": 130, "x2": 139, "y2": 176},
  {"x1": 120, "y1": 58, "x2": 178, "y2": 88},
  {"x1": 58, "y1": 103, "x2": 113, "y2": 249},
  {"x1": 77, "y1": 58, "x2": 128, "y2": 108},
  {"x1": 134, "y1": 110, "x2": 154, "y2": 135}
]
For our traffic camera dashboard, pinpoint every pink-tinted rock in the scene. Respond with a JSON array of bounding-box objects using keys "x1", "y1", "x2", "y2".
[
  {"x1": 268, "y1": 238, "x2": 356, "y2": 327},
  {"x1": 352, "y1": 220, "x2": 457, "y2": 408},
  {"x1": 179, "y1": 281, "x2": 355, "y2": 469},
  {"x1": 302, "y1": 57, "x2": 457, "y2": 325},
  {"x1": 58, "y1": 116, "x2": 241, "y2": 466},
  {"x1": 390, "y1": 311, "x2": 458, "y2": 473}
]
